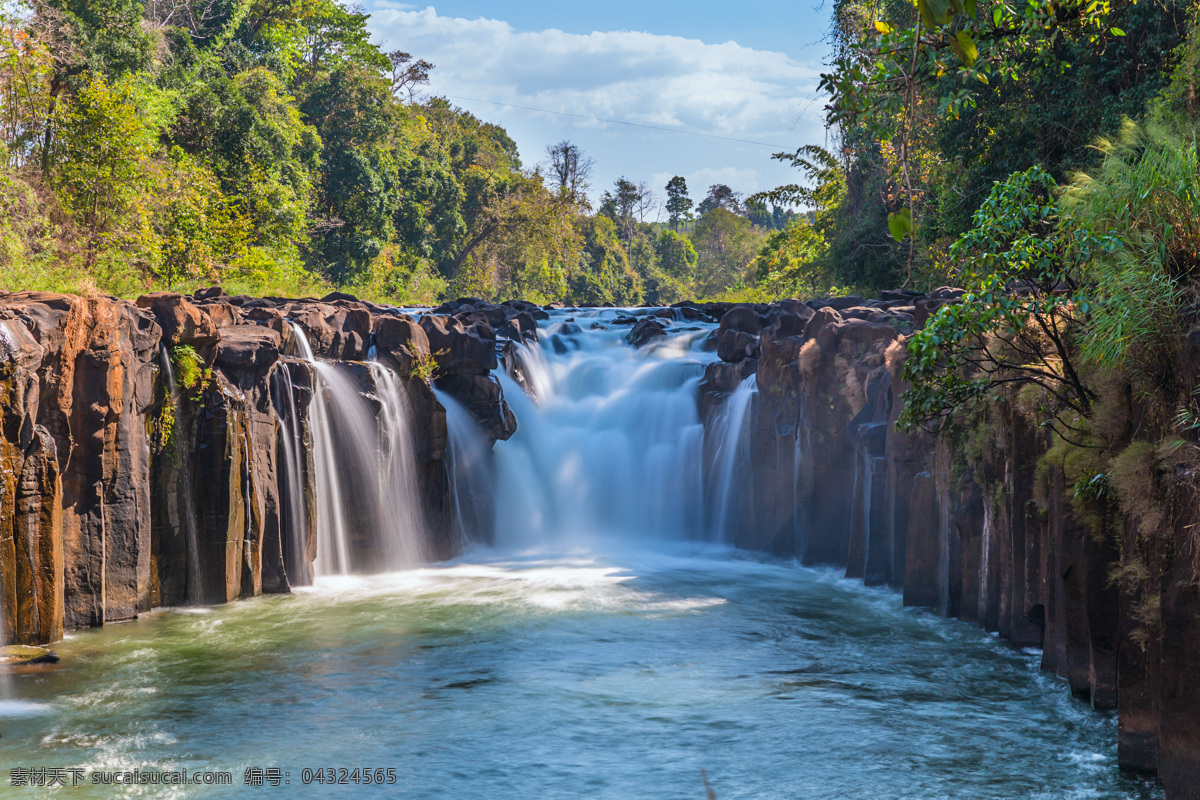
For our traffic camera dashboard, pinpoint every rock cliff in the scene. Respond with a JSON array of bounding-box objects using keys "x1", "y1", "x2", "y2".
[
  {"x1": 0, "y1": 289, "x2": 528, "y2": 639},
  {"x1": 696, "y1": 291, "x2": 1200, "y2": 799}
]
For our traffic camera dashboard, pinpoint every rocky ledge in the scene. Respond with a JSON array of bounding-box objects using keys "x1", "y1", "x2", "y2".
[
  {"x1": 690, "y1": 288, "x2": 1200, "y2": 799},
  {"x1": 0, "y1": 289, "x2": 533, "y2": 642}
]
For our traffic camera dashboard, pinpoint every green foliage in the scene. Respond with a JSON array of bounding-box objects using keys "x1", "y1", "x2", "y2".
[
  {"x1": 665, "y1": 176, "x2": 692, "y2": 229},
  {"x1": 816, "y1": 0, "x2": 1183, "y2": 292},
  {"x1": 569, "y1": 215, "x2": 642, "y2": 305},
  {"x1": 170, "y1": 344, "x2": 205, "y2": 392},
  {"x1": 406, "y1": 348, "x2": 439, "y2": 383},
  {"x1": 52, "y1": 73, "x2": 174, "y2": 268},
  {"x1": 690, "y1": 208, "x2": 766, "y2": 297},
  {"x1": 643, "y1": 229, "x2": 697, "y2": 303},
  {"x1": 823, "y1": 0, "x2": 1127, "y2": 137},
  {"x1": 752, "y1": 218, "x2": 828, "y2": 299},
  {"x1": 0, "y1": 0, "x2": 820, "y2": 304},
  {"x1": 899, "y1": 167, "x2": 1104, "y2": 432},
  {"x1": 1065, "y1": 120, "x2": 1193, "y2": 390}
]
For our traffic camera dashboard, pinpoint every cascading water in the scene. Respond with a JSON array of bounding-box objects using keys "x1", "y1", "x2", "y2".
[
  {"x1": 289, "y1": 324, "x2": 355, "y2": 575},
  {"x1": 367, "y1": 363, "x2": 429, "y2": 566},
  {"x1": 158, "y1": 347, "x2": 203, "y2": 602},
  {"x1": 490, "y1": 310, "x2": 710, "y2": 548},
  {"x1": 286, "y1": 323, "x2": 429, "y2": 575},
  {"x1": 433, "y1": 389, "x2": 495, "y2": 546},
  {"x1": 271, "y1": 364, "x2": 311, "y2": 583},
  {"x1": 709, "y1": 373, "x2": 758, "y2": 543}
]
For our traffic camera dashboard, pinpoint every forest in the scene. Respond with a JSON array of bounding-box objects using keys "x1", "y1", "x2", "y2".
[{"x1": 0, "y1": 0, "x2": 803, "y2": 306}]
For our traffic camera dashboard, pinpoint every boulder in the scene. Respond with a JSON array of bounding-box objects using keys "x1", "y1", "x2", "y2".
[
  {"x1": 626, "y1": 318, "x2": 667, "y2": 348},
  {"x1": 419, "y1": 315, "x2": 498, "y2": 375},
  {"x1": 136, "y1": 293, "x2": 220, "y2": 349}
]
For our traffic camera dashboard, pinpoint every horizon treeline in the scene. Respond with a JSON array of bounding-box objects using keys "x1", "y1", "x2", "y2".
[{"x1": 0, "y1": 0, "x2": 805, "y2": 306}]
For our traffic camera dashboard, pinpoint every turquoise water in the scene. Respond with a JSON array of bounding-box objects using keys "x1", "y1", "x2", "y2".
[{"x1": 0, "y1": 546, "x2": 1162, "y2": 799}]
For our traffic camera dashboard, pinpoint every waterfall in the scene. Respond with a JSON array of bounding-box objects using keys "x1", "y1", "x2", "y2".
[
  {"x1": 433, "y1": 389, "x2": 495, "y2": 547},
  {"x1": 490, "y1": 312, "x2": 709, "y2": 548},
  {"x1": 271, "y1": 365, "x2": 311, "y2": 584},
  {"x1": 290, "y1": 323, "x2": 359, "y2": 574},
  {"x1": 286, "y1": 323, "x2": 429, "y2": 575},
  {"x1": 159, "y1": 347, "x2": 204, "y2": 602},
  {"x1": 367, "y1": 363, "x2": 429, "y2": 567},
  {"x1": 709, "y1": 374, "x2": 758, "y2": 544}
]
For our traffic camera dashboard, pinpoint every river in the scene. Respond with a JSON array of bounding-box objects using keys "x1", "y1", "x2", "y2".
[{"x1": 0, "y1": 308, "x2": 1164, "y2": 799}]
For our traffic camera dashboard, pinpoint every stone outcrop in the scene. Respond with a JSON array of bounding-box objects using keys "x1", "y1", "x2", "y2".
[
  {"x1": 0, "y1": 288, "x2": 514, "y2": 647},
  {"x1": 699, "y1": 292, "x2": 1200, "y2": 800}
]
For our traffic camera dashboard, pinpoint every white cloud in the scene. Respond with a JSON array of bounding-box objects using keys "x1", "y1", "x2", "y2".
[{"x1": 363, "y1": 4, "x2": 827, "y2": 200}]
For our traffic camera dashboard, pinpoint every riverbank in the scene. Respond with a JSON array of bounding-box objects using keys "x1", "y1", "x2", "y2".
[{"x1": 2, "y1": 287, "x2": 1198, "y2": 797}]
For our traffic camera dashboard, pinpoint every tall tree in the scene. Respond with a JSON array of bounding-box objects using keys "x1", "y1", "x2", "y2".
[
  {"x1": 697, "y1": 183, "x2": 739, "y2": 216},
  {"x1": 543, "y1": 139, "x2": 593, "y2": 203},
  {"x1": 664, "y1": 175, "x2": 692, "y2": 229},
  {"x1": 387, "y1": 50, "x2": 432, "y2": 103},
  {"x1": 691, "y1": 207, "x2": 764, "y2": 296}
]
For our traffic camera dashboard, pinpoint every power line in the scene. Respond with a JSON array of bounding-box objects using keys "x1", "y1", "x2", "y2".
[{"x1": 442, "y1": 95, "x2": 793, "y2": 150}]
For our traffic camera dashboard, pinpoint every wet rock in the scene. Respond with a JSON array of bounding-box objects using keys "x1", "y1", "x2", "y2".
[
  {"x1": 626, "y1": 318, "x2": 667, "y2": 348},
  {"x1": 717, "y1": 329, "x2": 760, "y2": 363},
  {"x1": 136, "y1": 293, "x2": 219, "y2": 349},
  {"x1": 0, "y1": 644, "x2": 59, "y2": 664},
  {"x1": 374, "y1": 315, "x2": 430, "y2": 374},
  {"x1": 215, "y1": 326, "x2": 280, "y2": 370},
  {"x1": 420, "y1": 315, "x2": 498, "y2": 375}
]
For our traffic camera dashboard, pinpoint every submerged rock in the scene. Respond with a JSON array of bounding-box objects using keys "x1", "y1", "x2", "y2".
[{"x1": 0, "y1": 645, "x2": 59, "y2": 665}]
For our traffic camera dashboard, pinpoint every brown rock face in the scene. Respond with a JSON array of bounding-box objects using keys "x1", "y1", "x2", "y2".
[
  {"x1": 1, "y1": 290, "x2": 509, "y2": 645},
  {"x1": 2, "y1": 294, "x2": 161, "y2": 630},
  {"x1": 711, "y1": 290, "x2": 1200, "y2": 797},
  {"x1": 136, "y1": 293, "x2": 219, "y2": 349},
  {"x1": 0, "y1": 311, "x2": 64, "y2": 645}
]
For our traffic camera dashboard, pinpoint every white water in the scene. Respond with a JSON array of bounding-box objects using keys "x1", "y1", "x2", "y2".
[
  {"x1": 271, "y1": 365, "x2": 311, "y2": 584},
  {"x1": 433, "y1": 389, "x2": 494, "y2": 547},
  {"x1": 368, "y1": 363, "x2": 429, "y2": 567},
  {"x1": 710, "y1": 373, "x2": 759, "y2": 543},
  {"x1": 287, "y1": 323, "x2": 428, "y2": 575},
  {"x1": 489, "y1": 311, "x2": 712, "y2": 548}
]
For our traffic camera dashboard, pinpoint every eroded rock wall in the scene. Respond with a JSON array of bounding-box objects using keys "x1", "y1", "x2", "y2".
[
  {"x1": 697, "y1": 291, "x2": 1200, "y2": 799},
  {"x1": 0, "y1": 289, "x2": 524, "y2": 648}
]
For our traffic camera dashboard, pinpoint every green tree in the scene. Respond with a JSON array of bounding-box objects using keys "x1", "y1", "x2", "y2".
[
  {"x1": 899, "y1": 167, "x2": 1106, "y2": 437},
  {"x1": 697, "y1": 183, "x2": 739, "y2": 216},
  {"x1": 665, "y1": 175, "x2": 692, "y2": 229},
  {"x1": 175, "y1": 66, "x2": 321, "y2": 251},
  {"x1": 645, "y1": 228, "x2": 697, "y2": 303},
  {"x1": 690, "y1": 207, "x2": 764, "y2": 296},
  {"x1": 569, "y1": 214, "x2": 642, "y2": 305},
  {"x1": 301, "y1": 63, "x2": 398, "y2": 282},
  {"x1": 52, "y1": 73, "x2": 172, "y2": 268},
  {"x1": 752, "y1": 219, "x2": 827, "y2": 298}
]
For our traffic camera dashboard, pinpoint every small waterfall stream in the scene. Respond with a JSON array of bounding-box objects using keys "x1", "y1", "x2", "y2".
[
  {"x1": 271, "y1": 365, "x2": 311, "y2": 584},
  {"x1": 709, "y1": 373, "x2": 758, "y2": 544},
  {"x1": 286, "y1": 323, "x2": 428, "y2": 575},
  {"x1": 290, "y1": 324, "x2": 356, "y2": 575},
  {"x1": 433, "y1": 389, "x2": 494, "y2": 547},
  {"x1": 368, "y1": 363, "x2": 429, "y2": 567}
]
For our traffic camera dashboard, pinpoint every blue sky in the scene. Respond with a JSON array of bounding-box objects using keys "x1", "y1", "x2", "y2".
[{"x1": 362, "y1": 2, "x2": 834, "y2": 216}]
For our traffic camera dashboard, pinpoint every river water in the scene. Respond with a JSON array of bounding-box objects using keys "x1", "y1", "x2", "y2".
[{"x1": 0, "y1": 309, "x2": 1164, "y2": 798}]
